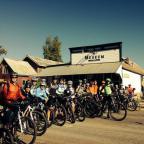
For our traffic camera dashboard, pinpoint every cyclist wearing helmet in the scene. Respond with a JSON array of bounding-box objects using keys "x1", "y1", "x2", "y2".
[
  {"x1": 49, "y1": 78, "x2": 58, "y2": 95},
  {"x1": 64, "y1": 80, "x2": 75, "y2": 113},
  {"x1": 2, "y1": 72, "x2": 26, "y2": 116},
  {"x1": 30, "y1": 77, "x2": 38, "y2": 96},
  {"x1": 89, "y1": 80, "x2": 98, "y2": 96},
  {"x1": 64, "y1": 80, "x2": 75, "y2": 96},
  {"x1": 22, "y1": 83, "x2": 33, "y2": 100},
  {"x1": 35, "y1": 81, "x2": 48, "y2": 103},
  {"x1": 56, "y1": 79, "x2": 67, "y2": 96},
  {"x1": 76, "y1": 80, "x2": 85, "y2": 96},
  {"x1": 99, "y1": 80, "x2": 106, "y2": 96},
  {"x1": 3, "y1": 72, "x2": 26, "y2": 104},
  {"x1": 84, "y1": 82, "x2": 91, "y2": 94},
  {"x1": 101, "y1": 78, "x2": 112, "y2": 118},
  {"x1": 104, "y1": 78, "x2": 112, "y2": 96}
]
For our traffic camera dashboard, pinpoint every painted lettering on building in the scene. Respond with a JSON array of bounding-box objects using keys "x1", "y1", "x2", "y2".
[{"x1": 85, "y1": 54, "x2": 104, "y2": 61}]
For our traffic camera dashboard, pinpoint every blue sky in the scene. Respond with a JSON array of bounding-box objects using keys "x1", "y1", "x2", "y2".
[{"x1": 0, "y1": 0, "x2": 144, "y2": 67}]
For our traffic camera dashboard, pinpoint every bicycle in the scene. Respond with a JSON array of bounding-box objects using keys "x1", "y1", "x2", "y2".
[
  {"x1": 8, "y1": 101, "x2": 37, "y2": 144},
  {"x1": 0, "y1": 108, "x2": 15, "y2": 144},
  {"x1": 19, "y1": 100, "x2": 48, "y2": 136},
  {"x1": 47, "y1": 95, "x2": 67, "y2": 126},
  {"x1": 100, "y1": 95, "x2": 127, "y2": 121}
]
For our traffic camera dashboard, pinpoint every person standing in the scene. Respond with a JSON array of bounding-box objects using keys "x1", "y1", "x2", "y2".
[{"x1": 102, "y1": 78, "x2": 112, "y2": 118}]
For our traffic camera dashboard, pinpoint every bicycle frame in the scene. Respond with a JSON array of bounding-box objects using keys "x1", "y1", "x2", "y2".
[{"x1": 17, "y1": 104, "x2": 34, "y2": 133}]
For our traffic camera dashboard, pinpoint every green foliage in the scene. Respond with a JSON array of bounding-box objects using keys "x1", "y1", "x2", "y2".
[
  {"x1": 43, "y1": 36, "x2": 63, "y2": 62},
  {"x1": 0, "y1": 45, "x2": 7, "y2": 55}
]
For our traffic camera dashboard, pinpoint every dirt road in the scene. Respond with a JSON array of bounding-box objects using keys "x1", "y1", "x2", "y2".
[{"x1": 36, "y1": 110, "x2": 144, "y2": 144}]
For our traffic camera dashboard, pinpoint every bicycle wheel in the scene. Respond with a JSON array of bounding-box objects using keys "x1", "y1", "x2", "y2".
[
  {"x1": 75, "y1": 102, "x2": 85, "y2": 122},
  {"x1": 84, "y1": 101, "x2": 97, "y2": 118},
  {"x1": 54, "y1": 105, "x2": 67, "y2": 126},
  {"x1": 109, "y1": 103, "x2": 127, "y2": 121},
  {"x1": 67, "y1": 106, "x2": 75, "y2": 124},
  {"x1": 0, "y1": 128, "x2": 14, "y2": 144},
  {"x1": 12, "y1": 116, "x2": 36, "y2": 144},
  {"x1": 32, "y1": 111, "x2": 48, "y2": 136},
  {"x1": 127, "y1": 100, "x2": 137, "y2": 111}
]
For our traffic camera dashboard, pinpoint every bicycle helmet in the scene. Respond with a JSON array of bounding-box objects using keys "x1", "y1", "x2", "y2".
[
  {"x1": 106, "y1": 78, "x2": 111, "y2": 82},
  {"x1": 31, "y1": 77, "x2": 38, "y2": 81},
  {"x1": 40, "y1": 81, "x2": 46, "y2": 86},
  {"x1": 68, "y1": 80, "x2": 73, "y2": 85}
]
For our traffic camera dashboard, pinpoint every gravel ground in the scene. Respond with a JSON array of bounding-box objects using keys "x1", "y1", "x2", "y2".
[{"x1": 36, "y1": 110, "x2": 144, "y2": 144}]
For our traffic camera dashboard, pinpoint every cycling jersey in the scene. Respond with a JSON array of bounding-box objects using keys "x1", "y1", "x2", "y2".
[
  {"x1": 35, "y1": 87, "x2": 48, "y2": 101},
  {"x1": 64, "y1": 87, "x2": 75, "y2": 96},
  {"x1": 56, "y1": 84, "x2": 66, "y2": 95},
  {"x1": 104, "y1": 84, "x2": 112, "y2": 96},
  {"x1": 30, "y1": 85, "x2": 37, "y2": 96},
  {"x1": 89, "y1": 85, "x2": 98, "y2": 95},
  {"x1": 3, "y1": 83, "x2": 26, "y2": 103},
  {"x1": 76, "y1": 85, "x2": 85, "y2": 95}
]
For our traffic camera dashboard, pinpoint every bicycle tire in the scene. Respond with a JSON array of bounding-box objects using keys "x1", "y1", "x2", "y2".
[
  {"x1": 12, "y1": 116, "x2": 36, "y2": 144},
  {"x1": 0, "y1": 128, "x2": 14, "y2": 144},
  {"x1": 109, "y1": 103, "x2": 127, "y2": 121},
  {"x1": 84, "y1": 101, "x2": 97, "y2": 118},
  {"x1": 54, "y1": 105, "x2": 67, "y2": 126},
  {"x1": 127, "y1": 100, "x2": 137, "y2": 111},
  {"x1": 67, "y1": 106, "x2": 75, "y2": 124},
  {"x1": 32, "y1": 110, "x2": 48, "y2": 136},
  {"x1": 75, "y1": 102, "x2": 85, "y2": 122}
]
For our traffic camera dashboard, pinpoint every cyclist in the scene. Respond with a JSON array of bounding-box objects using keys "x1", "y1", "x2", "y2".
[
  {"x1": 64, "y1": 80, "x2": 75, "y2": 96},
  {"x1": 89, "y1": 80, "x2": 98, "y2": 95},
  {"x1": 49, "y1": 78, "x2": 58, "y2": 95},
  {"x1": 84, "y1": 82, "x2": 91, "y2": 94},
  {"x1": 83, "y1": 78, "x2": 87, "y2": 89},
  {"x1": 35, "y1": 81, "x2": 48, "y2": 103},
  {"x1": 127, "y1": 84, "x2": 134, "y2": 99},
  {"x1": 99, "y1": 80, "x2": 106, "y2": 99},
  {"x1": 3, "y1": 72, "x2": 26, "y2": 104},
  {"x1": 76, "y1": 80, "x2": 85, "y2": 96},
  {"x1": 56, "y1": 79, "x2": 67, "y2": 96},
  {"x1": 30, "y1": 77, "x2": 38, "y2": 96},
  {"x1": 2, "y1": 72, "x2": 26, "y2": 120},
  {"x1": 41, "y1": 78, "x2": 50, "y2": 96},
  {"x1": 22, "y1": 83, "x2": 33, "y2": 101},
  {"x1": 101, "y1": 78, "x2": 113, "y2": 118},
  {"x1": 64, "y1": 80, "x2": 75, "y2": 112}
]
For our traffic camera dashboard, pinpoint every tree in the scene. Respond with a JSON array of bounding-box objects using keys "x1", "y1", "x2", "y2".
[
  {"x1": 43, "y1": 36, "x2": 63, "y2": 62},
  {"x1": 0, "y1": 45, "x2": 7, "y2": 56}
]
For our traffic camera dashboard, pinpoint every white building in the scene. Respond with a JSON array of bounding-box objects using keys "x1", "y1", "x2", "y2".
[{"x1": 38, "y1": 42, "x2": 144, "y2": 93}]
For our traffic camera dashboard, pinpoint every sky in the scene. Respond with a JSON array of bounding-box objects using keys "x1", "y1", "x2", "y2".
[{"x1": 0, "y1": 0, "x2": 144, "y2": 67}]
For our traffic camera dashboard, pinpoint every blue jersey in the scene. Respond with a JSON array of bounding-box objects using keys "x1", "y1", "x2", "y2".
[{"x1": 35, "y1": 87, "x2": 48, "y2": 101}]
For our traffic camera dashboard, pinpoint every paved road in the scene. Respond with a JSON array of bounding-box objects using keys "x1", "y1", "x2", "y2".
[{"x1": 36, "y1": 110, "x2": 144, "y2": 144}]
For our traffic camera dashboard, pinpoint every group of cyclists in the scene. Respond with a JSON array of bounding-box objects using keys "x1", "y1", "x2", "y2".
[
  {"x1": 0, "y1": 72, "x2": 136, "y2": 143},
  {"x1": 0, "y1": 72, "x2": 135, "y2": 102},
  {"x1": 0, "y1": 72, "x2": 136, "y2": 116}
]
